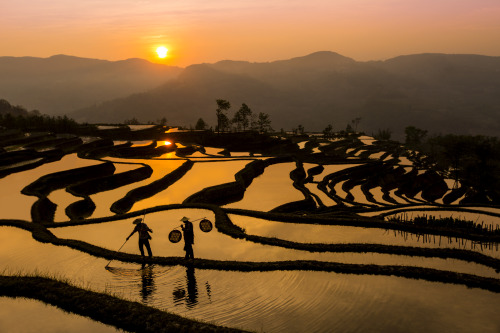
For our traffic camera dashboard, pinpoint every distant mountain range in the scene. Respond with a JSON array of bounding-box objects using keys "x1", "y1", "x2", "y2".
[
  {"x1": 0, "y1": 55, "x2": 181, "y2": 115},
  {"x1": 2, "y1": 52, "x2": 499, "y2": 138}
]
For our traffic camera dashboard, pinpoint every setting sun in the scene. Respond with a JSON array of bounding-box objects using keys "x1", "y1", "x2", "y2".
[{"x1": 156, "y1": 46, "x2": 168, "y2": 58}]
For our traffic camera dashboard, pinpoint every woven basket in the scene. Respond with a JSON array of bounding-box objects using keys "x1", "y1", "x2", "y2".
[
  {"x1": 168, "y1": 229, "x2": 182, "y2": 243},
  {"x1": 199, "y1": 219, "x2": 213, "y2": 232}
]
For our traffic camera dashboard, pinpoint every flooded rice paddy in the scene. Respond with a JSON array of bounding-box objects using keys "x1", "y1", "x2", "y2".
[
  {"x1": 0, "y1": 297, "x2": 122, "y2": 333},
  {"x1": 0, "y1": 129, "x2": 499, "y2": 332},
  {"x1": 2, "y1": 226, "x2": 499, "y2": 332}
]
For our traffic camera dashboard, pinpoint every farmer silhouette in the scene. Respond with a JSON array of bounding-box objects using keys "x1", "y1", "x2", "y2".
[
  {"x1": 127, "y1": 218, "x2": 153, "y2": 258},
  {"x1": 180, "y1": 216, "x2": 194, "y2": 259}
]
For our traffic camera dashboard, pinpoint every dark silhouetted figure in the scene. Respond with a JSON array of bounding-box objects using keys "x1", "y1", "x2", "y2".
[
  {"x1": 186, "y1": 266, "x2": 198, "y2": 307},
  {"x1": 205, "y1": 281, "x2": 212, "y2": 301},
  {"x1": 140, "y1": 263, "x2": 155, "y2": 302},
  {"x1": 127, "y1": 218, "x2": 153, "y2": 258},
  {"x1": 180, "y1": 216, "x2": 194, "y2": 259}
]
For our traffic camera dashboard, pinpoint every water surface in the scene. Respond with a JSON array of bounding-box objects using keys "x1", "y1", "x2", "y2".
[{"x1": 0, "y1": 297, "x2": 122, "y2": 333}]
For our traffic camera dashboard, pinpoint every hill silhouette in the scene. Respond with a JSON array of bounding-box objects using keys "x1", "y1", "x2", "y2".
[
  {"x1": 3, "y1": 52, "x2": 499, "y2": 138},
  {"x1": 72, "y1": 52, "x2": 500, "y2": 137},
  {"x1": 0, "y1": 55, "x2": 182, "y2": 115}
]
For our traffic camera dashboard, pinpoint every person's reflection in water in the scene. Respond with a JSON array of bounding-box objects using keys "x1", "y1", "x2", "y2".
[
  {"x1": 140, "y1": 263, "x2": 156, "y2": 303},
  {"x1": 205, "y1": 281, "x2": 212, "y2": 302},
  {"x1": 185, "y1": 265, "x2": 198, "y2": 307},
  {"x1": 173, "y1": 265, "x2": 204, "y2": 308}
]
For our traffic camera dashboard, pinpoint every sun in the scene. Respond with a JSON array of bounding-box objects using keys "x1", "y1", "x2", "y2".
[{"x1": 156, "y1": 46, "x2": 168, "y2": 58}]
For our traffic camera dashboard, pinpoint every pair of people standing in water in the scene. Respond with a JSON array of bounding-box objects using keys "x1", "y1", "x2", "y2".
[{"x1": 127, "y1": 216, "x2": 194, "y2": 260}]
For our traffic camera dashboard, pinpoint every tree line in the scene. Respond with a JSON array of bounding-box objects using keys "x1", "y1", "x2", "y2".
[
  {"x1": 403, "y1": 126, "x2": 500, "y2": 203},
  {"x1": 193, "y1": 99, "x2": 273, "y2": 134},
  {"x1": 0, "y1": 99, "x2": 31, "y2": 117},
  {"x1": 0, "y1": 99, "x2": 86, "y2": 133}
]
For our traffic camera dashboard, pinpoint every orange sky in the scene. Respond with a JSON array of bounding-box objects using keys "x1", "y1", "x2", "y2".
[{"x1": 2, "y1": 0, "x2": 500, "y2": 67}]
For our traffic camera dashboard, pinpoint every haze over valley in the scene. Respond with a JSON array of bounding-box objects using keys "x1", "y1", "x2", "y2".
[
  {"x1": 0, "y1": 55, "x2": 182, "y2": 115},
  {"x1": 2, "y1": 51, "x2": 499, "y2": 138}
]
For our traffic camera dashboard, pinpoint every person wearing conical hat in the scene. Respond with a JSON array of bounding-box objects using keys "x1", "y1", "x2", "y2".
[
  {"x1": 180, "y1": 216, "x2": 194, "y2": 259},
  {"x1": 127, "y1": 218, "x2": 153, "y2": 258}
]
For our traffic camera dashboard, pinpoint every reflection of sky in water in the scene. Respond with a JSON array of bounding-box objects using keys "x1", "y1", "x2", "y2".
[
  {"x1": 0, "y1": 154, "x2": 101, "y2": 220},
  {"x1": 0, "y1": 297, "x2": 120, "y2": 333},
  {"x1": 229, "y1": 214, "x2": 500, "y2": 260},
  {"x1": 354, "y1": 149, "x2": 366, "y2": 156},
  {"x1": 130, "y1": 160, "x2": 251, "y2": 212},
  {"x1": 48, "y1": 208, "x2": 499, "y2": 277},
  {"x1": 359, "y1": 136, "x2": 376, "y2": 145},
  {"x1": 49, "y1": 159, "x2": 185, "y2": 221},
  {"x1": 201, "y1": 147, "x2": 226, "y2": 155},
  {"x1": 305, "y1": 183, "x2": 337, "y2": 206},
  {"x1": 3, "y1": 144, "x2": 500, "y2": 332},
  {"x1": 31, "y1": 157, "x2": 291, "y2": 220},
  {"x1": 225, "y1": 162, "x2": 303, "y2": 211},
  {"x1": 50, "y1": 162, "x2": 142, "y2": 221},
  {"x1": 351, "y1": 185, "x2": 378, "y2": 205},
  {"x1": 436, "y1": 179, "x2": 459, "y2": 204},
  {"x1": 50, "y1": 189, "x2": 81, "y2": 221},
  {"x1": 130, "y1": 140, "x2": 154, "y2": 147},
  {"x1": 127, "y1": 125, "x2": 156, "y2": 131},
  {"x1": 370, "y1": 186, "x2": 394, "y2": 204},
  {"x1": 154, "y1": 151, "x2": 178, "y2": 158},
  {"x1": 334, "y1": 180, "x2": 348, "y2": 198},
  {"x1": 360, "y1": 206, "x2": 439, "y2": 217},
  {"x1": 1, "y1": 226, "x2": 499, "y2": 333},
  {"x1": 97, "y1": 125, "x2": 121, "y2": 130},
  {"x1": 444, "y1": 178, "x2": 459, "y2": 188},
  {"x1": 388, "y1": 188, "x2": 411, "y2": 204},
  {"x1": 369, "y1": 151, "x2": 385, "y2": 159},
  {"x1": 398, "y1": 156, "x2": 413, "y2": 165},
  {"x1": 92, "y1": 159, "x2": 185, "y2": 216}
]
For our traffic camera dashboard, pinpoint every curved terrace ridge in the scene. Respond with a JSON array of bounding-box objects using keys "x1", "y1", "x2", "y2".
[{"x1": 1, "y1": 202, "x2": 499, "y2": 293}]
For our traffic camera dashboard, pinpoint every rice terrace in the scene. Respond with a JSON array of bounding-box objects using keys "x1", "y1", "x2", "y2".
[{"x1": 0, "y1": 119, "x2": 499, "y2": 332}]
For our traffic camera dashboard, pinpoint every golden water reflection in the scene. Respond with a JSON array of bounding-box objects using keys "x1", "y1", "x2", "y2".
[
  {"x1": 130, "y1": 160, "x2": 251, "y2": 212},
  {"x1": 49, "y1": 211, "x2": 499, "y2": 278},
  {"x1": 0, "y1": 154, "x2": 100, "y2": 220},
  {"x1": 1, "y1": 226, "x2": 499, "y2": 333},
  {"x1": 0, "y1": 297, "x2": 122, "y2": 333},
  {"x1": 2, "y1": 143, "x2": 500, "y2": 332},
  {"x1": 229, "y1": 214, "x2": 500, "y2": 258},
  {"x1": 225, "y1": 162, "x2": 303, "y2": 211}
]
